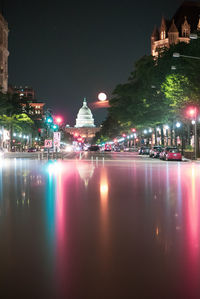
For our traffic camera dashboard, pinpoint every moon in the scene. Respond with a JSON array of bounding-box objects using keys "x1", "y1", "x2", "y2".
[{"x1": 98, "y1": 92, "x2": 107, "y2": 102}]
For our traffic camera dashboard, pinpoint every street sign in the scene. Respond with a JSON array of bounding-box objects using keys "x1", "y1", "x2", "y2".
[
  {"x1": 53, "y1": 132, "x2": 61, "y2": 141},
  {"x1": 45, "y1": 139, "x2": 52, "y2": 148},
  {"x1": 53, "y1": 132, "x2": 61, "y2": 152},
  {"x1": 54, "y1": 140, "x2": 60, "y2": 147}
]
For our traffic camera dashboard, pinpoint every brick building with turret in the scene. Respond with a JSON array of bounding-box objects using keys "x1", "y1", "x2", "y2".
[{"x1": 151, "y1": 1, "x2": 200, "y2": 57}]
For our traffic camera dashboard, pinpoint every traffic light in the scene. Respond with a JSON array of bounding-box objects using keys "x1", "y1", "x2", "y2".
[
  {"x1": 52, "y1": 124, "x2": 58, "y2": 130},
  {"x1": 46, "y1": 117, "x2": 53, "y2": 123}
]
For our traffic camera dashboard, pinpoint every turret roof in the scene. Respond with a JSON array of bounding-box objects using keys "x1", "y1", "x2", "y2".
[
  {"x1": 173, "y1": 1, "x2": 200, "y2": 32},
  {"x1": 168, "y1": 19, "x2": 178, "y2": 33}
]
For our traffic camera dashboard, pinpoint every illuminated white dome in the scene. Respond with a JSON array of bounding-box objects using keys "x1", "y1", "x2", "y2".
[{"x1": 75, "y1": 98, "x2": 95, "y2": 128}]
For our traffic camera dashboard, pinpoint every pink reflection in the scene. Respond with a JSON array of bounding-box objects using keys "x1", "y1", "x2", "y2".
[
  {"x1": 99, "y1": 167, "x2": 109, "y2": 260},
  {"x1": 55, "y1": 162, "x2": 73, "y2": 296},
  {"x1": 182, "y1": 164, "x2": 200, "y2": 295}
]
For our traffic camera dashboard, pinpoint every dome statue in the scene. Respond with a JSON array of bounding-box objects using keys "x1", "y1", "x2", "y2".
[{"x1": 75, "y1": 98, "x2": 95, "y2": 128}]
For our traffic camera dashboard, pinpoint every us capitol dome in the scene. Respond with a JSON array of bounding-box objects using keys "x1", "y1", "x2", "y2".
[
  {"x1": 65, "y1": 98, "x2": 100, "y2": 142},
  {"x1": 75, "y1": 98, "x2": 95, "y2": 128}
]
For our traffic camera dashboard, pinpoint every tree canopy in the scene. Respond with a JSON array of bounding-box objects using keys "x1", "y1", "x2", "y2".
[{"x1": 97, "y1": 34, "x2": 200, "y2": 141}]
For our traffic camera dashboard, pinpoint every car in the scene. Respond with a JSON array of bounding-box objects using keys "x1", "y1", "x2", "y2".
[
  {"x1": 113, "y1": 146, "x2": 121, "y2": 152},
  {"x1": 88, "y1": 145, "x2": 100, "y2": 151},
  {"x1": 138, "y1": 147, "x2": 150, "y2": 155},
  {"x1": 129, "y1": 147, "x2": 138, "y2": 152},
  {"x1": 149, "y1": 146, "x2": 162, "y2": 157},
  {"x1": 160, "y1": 147, "x2": 182, "y2": 161},
  {"x1": 28, "y1": 147, "x2": 37, "y2": 152},
  {"x1": 104, "y1": 144, "x2": 112, "y2": 151},
  {"x1": 153, "y1": 147, "x2": 163, "y2": 158}
]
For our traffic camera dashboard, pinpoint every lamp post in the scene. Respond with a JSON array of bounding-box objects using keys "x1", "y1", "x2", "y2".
[
  {"x1": 187, "y1": 107, "x2": 198, "y2": 160},
  {"x1": 173, "y1": 52, "x2": 200, "y2": 60},
  {"x1": 173, "y1": 51, "x2": 200, "y2": 159}
]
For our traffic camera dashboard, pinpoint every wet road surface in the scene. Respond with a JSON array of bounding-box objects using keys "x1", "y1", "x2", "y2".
[{"x1": 0, "y1": 154, "x2": 200, "y2": 298}]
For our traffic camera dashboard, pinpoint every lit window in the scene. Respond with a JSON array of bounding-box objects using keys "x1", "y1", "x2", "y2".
[{"x1": 161, "y1": 31, "x2": 166, "y2": 40}]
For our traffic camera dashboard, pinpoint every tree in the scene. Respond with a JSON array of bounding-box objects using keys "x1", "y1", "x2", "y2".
[
  {"x1": 0, "y1": 113, "x2": 33, "y2": 149},
  {"x1": 100, "y1": 36, "x2": 200, "y2": 142}
]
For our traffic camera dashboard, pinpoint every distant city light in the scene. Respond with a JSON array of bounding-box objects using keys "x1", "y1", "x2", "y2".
[
  {"x1": 192, "y1": 120, "x2": 196, "y2": 125},
  {"x1": 144, "y1": 130, "x2": 147, "y2": 134}
]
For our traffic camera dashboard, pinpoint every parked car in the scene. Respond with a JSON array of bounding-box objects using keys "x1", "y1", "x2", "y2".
[
  {"x1": 160, "y1": 147, "x2": 182, "y2": 161},
  {"x1": 153, "y1": 147, "x2": 163, "y2": 158},
  {"x1": 149, "y1": 146, "x2": 162, "y2": 158},
  {"x1": 88, "y1": 145, "x2": 100, "y2": 152},
  {"x1": 104, "y1": 144, "x2": 112, "y2": 151},
  {"x1": 28, "y1": 147, "x2": 37, "y2": 152},
  {"x1": 113, "y1": 146, "x2": 121, "y2": 152},
  {"x1": 130, "y1": 147, "x2": 138, "y2": 152},
  {"x1": 138, "y1": 147, "x2": 150, "y2": 155}
]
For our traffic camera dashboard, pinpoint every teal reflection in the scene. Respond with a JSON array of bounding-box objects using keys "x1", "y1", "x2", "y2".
[{"x1": 45, "y1": 161, "x2": 56, "y2": 250}]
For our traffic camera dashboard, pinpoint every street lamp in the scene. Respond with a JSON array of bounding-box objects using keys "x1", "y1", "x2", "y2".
[
  {"x1": 54, "y1": 116, "x2": 63, "y2": 125},
  {"x1": 187, "y1": 107, "x2": 198, "y2": 160},
  {"x1": 173, "y1": 52, "x2": 200, "y2": 60},
  {"x1": 176, "y1": 122, "x2": 181, "y2": 128},
  {"x1": 190, "y1": 33, "x2": 198, "y2": 40}
]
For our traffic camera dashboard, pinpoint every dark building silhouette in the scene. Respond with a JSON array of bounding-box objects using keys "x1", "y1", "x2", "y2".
[{"x1": 151, "y1": 1, "x2": 200, "y2": 56}]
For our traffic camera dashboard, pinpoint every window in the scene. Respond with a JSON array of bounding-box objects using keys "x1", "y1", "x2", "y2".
[
  {"x1": 161, "y1": 31, "x2": 165, "y2": 40},
  {"x1": 183, "y1": 29, "x2": 188, "y2": 37}
]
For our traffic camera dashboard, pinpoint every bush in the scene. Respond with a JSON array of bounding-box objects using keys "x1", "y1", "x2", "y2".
[{"x1": 185, "y1": 145, "x2": 193, "y2": 152}]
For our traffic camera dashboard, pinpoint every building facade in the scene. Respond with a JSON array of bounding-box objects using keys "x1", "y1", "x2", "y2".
[
  {"x1": 10, "y1": 86, "x2": 35, "y2": 101},
  {"x1": 0, "y1": 13, "x2": 9, "y2": 93},
  {"x1": 65, "y1": 98, "x2": 100, "y2": 142},
  {"x1": 151, "y1": 1, "x2": 200, "y2": 57},
  {"x1": 8, "y1": 85, "x2": 45, "y2": 120}
]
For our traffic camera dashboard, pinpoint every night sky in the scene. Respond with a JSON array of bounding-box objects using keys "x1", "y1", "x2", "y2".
[{"x1": 4, "y1": 0, "x2": 192, "y2": 125}]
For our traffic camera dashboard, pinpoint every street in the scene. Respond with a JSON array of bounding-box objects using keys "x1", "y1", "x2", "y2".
[{"x1": 0, "y1": 153, "x2": 200, "y2": 298}]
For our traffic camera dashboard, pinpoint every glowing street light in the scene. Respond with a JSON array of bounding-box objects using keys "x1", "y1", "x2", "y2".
[
  {"x1": 191, "y1": 120, "x2": 196, "y2": 125},
  {"x1": 144, "y1": 130, "x2": 147, "y2": 134},
  {"x1": 54, "y1": 116, "x2": 63, "y2": 125},
  {"x1": 176, "y1": 122, "x2": 181, "y2": 128},
  {"x1": 149, "y1": 129, "x2": 152, "y2": 133}
]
